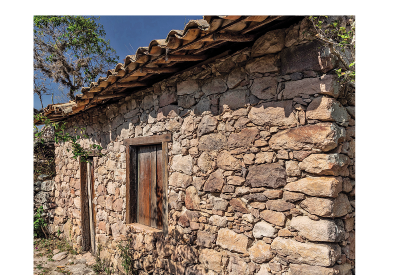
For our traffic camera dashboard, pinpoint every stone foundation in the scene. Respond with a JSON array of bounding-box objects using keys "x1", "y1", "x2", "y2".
[{"x1": 50, "y1": 17, "x2": 355, "y2": 275}]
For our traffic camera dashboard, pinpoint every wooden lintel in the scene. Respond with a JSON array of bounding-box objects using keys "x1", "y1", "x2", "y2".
[
  {"x1": 124, "y1": 133, "x2": 172, "y2": 146},
  {"x1": 114, "y1": 82, "x2": 147, "y2": 88},
  {"x1": 165, "y1": 55, "x2": 207, "y2": 62},
  {"x1": 213, "y1": 33, "x2": 255, "y2": 42}
]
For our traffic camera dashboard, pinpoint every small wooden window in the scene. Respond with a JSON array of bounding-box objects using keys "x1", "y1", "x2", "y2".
[{"x1": 125, "y1": 134, "x2": 170, "y2": 233}]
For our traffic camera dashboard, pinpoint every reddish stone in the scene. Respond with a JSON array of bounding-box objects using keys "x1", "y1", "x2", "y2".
[
  {"x1": 247, "y1": 163, "x2": 287, "y2": 188},
  {"x1": 204, "y1": 170, "x2": 224, "y2": 193},
  {"x1": 266, "y1": 200, "x2": 295, "y2": 211},
  {"x1": 229, "y1": 198, "x2": 250, "y2": 214},
  {"x1": 228, "y1": 127, "x2": 259, "y2": 149}
]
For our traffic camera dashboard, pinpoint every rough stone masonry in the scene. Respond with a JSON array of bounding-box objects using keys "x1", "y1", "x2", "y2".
[{"x1": 49, "y1": 17, "x2": 355, "y2": 275}]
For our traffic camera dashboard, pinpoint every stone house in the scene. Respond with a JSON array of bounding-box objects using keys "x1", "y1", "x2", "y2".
[{"x1": 36, "y1": 16, "x2": 355, "y2": 275}]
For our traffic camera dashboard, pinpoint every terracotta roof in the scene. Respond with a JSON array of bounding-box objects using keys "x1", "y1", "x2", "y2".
[{"x1": 35, "y1": 15, "x2": 287, "y2": 125}]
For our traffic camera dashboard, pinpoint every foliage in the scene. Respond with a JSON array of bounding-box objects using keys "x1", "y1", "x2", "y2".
[
  {"x1": 117, "y1": 240, "x2": 137, "y2": 275},
  {"x1": 34, "y1": 16, "x2": 119, "y2": 101},
  {"x1": 309, "y1": 16, "x2": 355, "y2": 86},
  {"x1": 34, "y1": 113, "x2": 103, "y2": 163},
  {"x1": 34, "y1": 140, "x2": 55, "y2": 180},
  {"x1": 34, "y1": 206, "x2": 47, "y2": 238}
]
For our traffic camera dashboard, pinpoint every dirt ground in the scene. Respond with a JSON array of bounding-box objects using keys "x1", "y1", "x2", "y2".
[{"x1": 34, "y1": 238, "x2": 97, "y2": 275}]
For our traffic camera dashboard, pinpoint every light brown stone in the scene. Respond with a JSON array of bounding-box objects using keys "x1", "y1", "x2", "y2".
[
  {"x1": 247, "y1": 163, "x2": 287, "y2": 188},
  {"x1": 269, "y1": 123, "x2": 345, "y2": 152},
  {"x1": 248, "y1": 100, "x2": 297, "y2": 127},
  {"x1": 284, "y1": 177, "x2": 342, "y2": 198},
  {"x1": 299, "y1": 154, "x2": 350, "y2": 176},
  {"x1": 199, "y1": 133, "x2": 227, "y2": 151},
  {"x1": 306, "y1": 97, "x2": 350, "y2": 126},
  {"x1": 185, "y1": 186, "x2": 200, "y2": 210},
  {"x1": 197, "y1": 152, "x2": 213, "y2": 173},
  {"x1": 249, "y1": 240, "x2": 274, "y2": 263},
  {"x1": 282, "y1": 191, "x2": 305, "y2": 202},
  {"x1": 171, "y1": 155, "x2": 193, "y2": 175},
  {"x1": 263, "y1": 190, "x2": 283, "y2": 199},
  {"x1": 228, "y1": 127, "x2": 259, "y2": 149},
  {"x1": 289, "y1": 264, "x2": 339, "y2": 275},
  {"x1": 227, "y1": 176, "x2": 245, "y2": 186},
  {"x1": 197, "y1": 115, "x2": 218, "y2": 137},
  {"x1": 282, "y1": 74, "x2": 340, "y2": 99},
  {"x1": 216, "y1": 228, "x2": 249, "y2": 254},
  {"x1": 285, "y1": 160, "x2": 301, "y2": 177},
  {"x1": 255, "y1": 152, "x2": 276, "y2": 164},
  {"x1": 229, "y1": 198, "x2": 250, "y2": 214},
  {"x1": 271, "y1": 237, "x2": 341, "y2": 267},
  {"x1": 217, "y1": 150, "x2": 242, "y2": 171},
  {"x1": 196, "y1": 231, "x2": 216, "y2": 248},
  {"x1": 181, "y1": 116, "x2": 197, "y2": 136},
  {"x1": 113, "y1": 198, "x2": 123, "y2": 212},
  {"x1": 204, "y1": 170, "x2": 224, "y2": 193},
  {"x1": 251, "y1": 29, "x2": 285, "y2": 57},
  {"x1": 290, "y1": 216, "x2": 345, "y2": 242},
  {"x1": 260, "y1": 210, "x2": 286, "y2": 226},
  {"x1": 253, "y1": 220, "x2": 277, "y2": 238},
  {"x1": 169, "y1": 172, "x2": 193, "y2": 188},
  {"x1": 278, "y1": 228, "x2": 293, "y2": 237},
  {"x1": 300, "y1": 193, "x2": 352, "y2": 217},
  {"x1": 250, "y1": 202, "x2": 266, "y2": 210},
  {"x1": 227, "y1": 256, "x2": 250, "y2": 275},
  {"x1": 266, "y1": 200, "x2": 295, "y2": 211},
  {"x1": 199, "y1": 249, "x2": 223, "y2": 273}
]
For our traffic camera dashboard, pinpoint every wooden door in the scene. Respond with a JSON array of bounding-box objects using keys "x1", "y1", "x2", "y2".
[{"x1": 137, "y1": 145, "x2": 163, "y2": 229}]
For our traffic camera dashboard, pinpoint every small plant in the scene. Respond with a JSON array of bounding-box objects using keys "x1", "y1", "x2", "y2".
[
  {"x1": 34, "y1": 206, "x2": 48, "y2": 238},
  {"x1": 117, "y1": 240, "x2": 137, "y2": 275}
]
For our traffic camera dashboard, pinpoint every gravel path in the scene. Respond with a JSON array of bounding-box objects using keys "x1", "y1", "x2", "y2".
[{"x1": 34, "y1": 246, "x2": 97, "y2": 275}]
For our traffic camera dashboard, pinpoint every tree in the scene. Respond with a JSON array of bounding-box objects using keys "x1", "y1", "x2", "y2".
[
  {"x1": 309, "y1": 16, "x2": 355, "y2": 87},
  {"x1": 34, "y1": 16, "x2": 119, "y2": 101}
]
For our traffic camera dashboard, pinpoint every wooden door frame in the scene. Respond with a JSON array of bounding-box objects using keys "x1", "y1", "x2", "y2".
[
  {"x1": 124, "y1": 134, "x2": 170, "y2": 235},
  {"x1": 80, "y1": 157, "x2": 96, "y2": 253}
]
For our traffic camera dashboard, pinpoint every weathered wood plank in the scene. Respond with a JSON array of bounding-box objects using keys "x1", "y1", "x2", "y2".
[
  {"x1": 162, "y1": 142, "x2": 169, "y2": 235},
  {"x1": 150, "y1": 146, "x2": 157, "y2": 228},
  {"x1": 156, "y1": 144, "x2": 164, "y2": 230},
  {"x1": 80, "y1": 160, "x2": 90, "y2": 252},
  {"x1": 126, "y1": 145, "x2": 139, "y2": 224},
  {"x1": 87, "y1": 160, "x2": 95, "y2": 254},
  {"x1": 138, "y1": 146, "x2": 153, "y2": 226}
]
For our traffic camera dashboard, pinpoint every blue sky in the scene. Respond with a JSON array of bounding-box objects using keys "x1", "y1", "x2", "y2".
[{"x1": 34, "y1": 15, "x2": 203, "y2": 110}]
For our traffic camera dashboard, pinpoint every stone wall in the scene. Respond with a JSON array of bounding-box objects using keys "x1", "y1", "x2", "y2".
[
  {"x1": 50, "y1": 17, "x2": 355, "y2": 275},
  {"x1": 34, "y1": 174, "x2": 56, "y2": 225}
]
